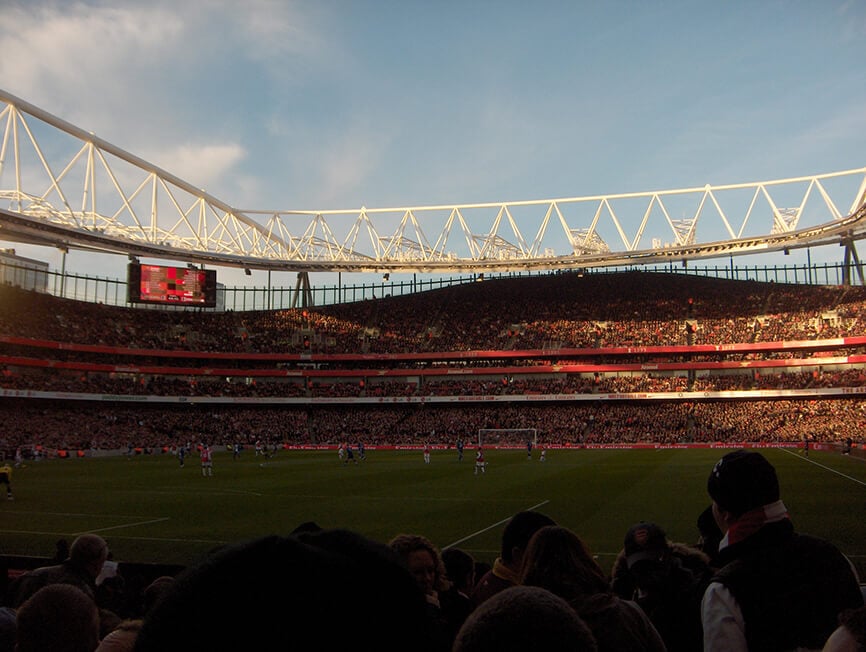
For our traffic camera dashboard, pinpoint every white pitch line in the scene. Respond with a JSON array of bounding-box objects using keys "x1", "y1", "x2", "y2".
[
  {"x1": 89, "y1": 534, "x2": 227, "y2": 544},
  {"x1": 780, "y1": 449, "x2": 866, "y2": 487},
  {"x1": 74, "y1": 517, "x2": 171, "y2": 536},
  {"x1": 444, "y1": 500, "x2": 550, "y2": 550},
  {"x1": 138, "y1": 488, "x2": 265, "y2": 497},
  {"x1": 5, "y1": 510, "x2": 167, "y2": 519},
  {"x1": 0, "y1": 529, "x2": 93, "y2": 537},
  {"x1": 0, "y1": 528, "x2": 223, "y2": 545}
]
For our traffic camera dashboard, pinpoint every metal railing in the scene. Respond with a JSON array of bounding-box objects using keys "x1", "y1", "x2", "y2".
[{"x1": 0, "y1": 259, "x2": 861, "y2": 312}]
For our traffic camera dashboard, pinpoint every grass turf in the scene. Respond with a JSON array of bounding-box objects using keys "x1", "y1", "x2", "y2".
[{"x1": 2, "y1": 447, "x2": 864, "y2": 577}]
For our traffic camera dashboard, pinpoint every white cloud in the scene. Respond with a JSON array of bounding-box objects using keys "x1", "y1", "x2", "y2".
[
  {"x1": 144, "y1": 142, "x2": 247, "y2": 195},
  {"x1": 0, "y1": 1, "x2": 338, "y2": 209},
  {"x1": 0, "y1": 0, "x2": 329, "y2": 111},
  {"x1": 0, "y1": 2, "x2": 284, "y2": 207},
  {"x1": 837, "y1": 0, "x2": 866, "y2": 40},
  {"x1": 305, "y1": 126, "x2": 391, "y2": 208},
  {"x1": 228, "y1": 0, "x2": 324, "y2": 62},
  {"x1": 0, "y1": 2, "x2": 184, "y2": 115}
]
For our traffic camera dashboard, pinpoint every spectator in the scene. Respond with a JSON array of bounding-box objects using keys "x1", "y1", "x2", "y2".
[
  {"x1": 702, "y1": 450, "x2": 864, "y2": 651},
  {"x1": 11, "y1": 533, "x2": 109, "y2": 608},
  {"x1": 611, "y1": 521, "x2": 712, "y2": 652},
  {"x1": 695, "y1": 504, "x2": 724, "y2": 568},
  {"x1": 520, "y1": 525, "x2": 665, "y2": 651},
  {"x1": 96, "y1": 619, "x2": 141, "y2": 652},
  {"x1": 471, "y1": 510, "x2": 556, "y2": 609},
  {"x1": 388, "y1": 533, "x2": 457, "y2": 651},
  {"x1": 441, "y1": 547, "x2": 477, "y2": 640},
  {"x1": 453, "y1": 585, "x2": 598, "y2": 652},
  {"x1": 53, "y1": 538, "x2": 70, "y2": 563},
  {"x1": 0, "y1": 607, "x2": 14, "y2": 652},
  {"x1": 140, "y1": 576, "x2": 174, "y2": 617},
  {"x1": 823, "y1": 605, "x2": 866, "y2": 652},
  {"x1": 134, "y1": 529, "x2": 436, "y2": 651},
  {"x1": 15, "y1": 584, "x2": 100, "y2": 652}
]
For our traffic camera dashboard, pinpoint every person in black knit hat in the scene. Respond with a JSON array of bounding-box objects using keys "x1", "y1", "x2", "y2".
[{"x1": 701, "y1": 449, "x2": 863, "y2": 651}]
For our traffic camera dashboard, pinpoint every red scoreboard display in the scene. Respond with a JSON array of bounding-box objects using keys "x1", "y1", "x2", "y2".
[{"x1": 127, "y1": 263, "x2": 217, "y2": 307}]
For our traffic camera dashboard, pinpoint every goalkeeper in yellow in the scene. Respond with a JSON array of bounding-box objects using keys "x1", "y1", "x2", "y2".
[{"x1": 0, "y1": 461, "x2": 12, "y2": 500}]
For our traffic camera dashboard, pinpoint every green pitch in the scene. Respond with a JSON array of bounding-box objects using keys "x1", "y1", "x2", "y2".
[{"x1": 2, "y1": 448, "x2": 865, "y2": 577}]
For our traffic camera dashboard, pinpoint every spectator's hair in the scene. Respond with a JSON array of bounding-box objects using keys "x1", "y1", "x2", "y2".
[
  {"x1": 696, "y1": 504, "x2": 724, "y2": 559},
  {"x1": 520, "y1": 526, "x2": 609, "y2": 599},
  {"x1": 134, "y1": 530, "x2": 435, "y2": 652},
  {"x1": 388, "y1": 533, "x2": 450, "y2": 593},
  {"x1": 69, "y1": 533, "x2": 109, "y2": 568},
  {"x1": 290, "y1": 520, "x2": 322, "y2": 535},
  {"x1": 16, "y1": 584, "x2": 100, "y2": 652},
  {"x1": 442, "y1": 547, "x2": 475, "y2": 592},
  {"x1": 501, "y1": 511, "x2": 557, "y2": 563},
  {"x1": 53, "y1": 538, "x2": 70, "y2": 563},
  {"x1": 453, "y1": 586, "x2": 597, "y2": 652},
  {"x1": 141, "y1": 576, "x2": 174, "y2": 615}
]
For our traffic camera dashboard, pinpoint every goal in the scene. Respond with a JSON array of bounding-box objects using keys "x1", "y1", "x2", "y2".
[{"x1": 477, "y1": 428, "x2": 537, "y2": 447}]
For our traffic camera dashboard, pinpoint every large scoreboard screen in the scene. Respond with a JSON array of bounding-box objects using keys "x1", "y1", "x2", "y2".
[{"x1": 127, "y1": 263, "x2": 217, "y2": 307}]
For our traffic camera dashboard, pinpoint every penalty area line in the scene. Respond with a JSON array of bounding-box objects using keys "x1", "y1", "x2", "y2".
[
  {"x1": 444, "y1": 500, "x2": 550, "y2": 550},
  {"x1": 75, "y1": 517, "x2": 172, "y2": 536},
  {"x1": 780, "y1": 448, "x2": 866, "y2": 487}
]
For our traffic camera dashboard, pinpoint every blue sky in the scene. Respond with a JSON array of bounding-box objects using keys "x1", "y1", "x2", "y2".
[{"x1": 1, "y1": 0, "x2": 865, "y2": 289}]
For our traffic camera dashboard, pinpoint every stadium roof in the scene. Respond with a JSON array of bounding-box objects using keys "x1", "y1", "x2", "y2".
[{"x1": 2, "y1": 89, "x2": 865, "y2": 274}]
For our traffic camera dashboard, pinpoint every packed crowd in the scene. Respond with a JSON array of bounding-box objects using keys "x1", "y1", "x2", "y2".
[
  {"x1": 3, "y1": 272, "x2": 866, "y2": 355},
  {"x1": 4, "y1": 367, "x2": 866, "y2": 399},
  {"x1": 0, "y1": 450, "x2": 863, "y2": 651},
  {"x1": 3, "y1": 276, "x2": 865, "y2": 651},
  {"x1": 1, "y1": 398, "x2": 863, "y2": 454},
  {"x1": 2, "y1": 272, "x2": 866, "y2": 455}
]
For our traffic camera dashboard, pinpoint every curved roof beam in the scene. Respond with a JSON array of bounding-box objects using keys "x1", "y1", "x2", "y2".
[{"x1": 0, "y1": 89, "x2": 864, "y2": 273}]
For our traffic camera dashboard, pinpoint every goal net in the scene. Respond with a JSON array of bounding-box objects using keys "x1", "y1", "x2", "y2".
[{"x1": 477, "y1": 428, "x2": 537, "y2": 447}]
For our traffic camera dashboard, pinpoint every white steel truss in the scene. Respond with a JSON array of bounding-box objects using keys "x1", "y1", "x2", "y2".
[{"x1": 1, "y1": 89, "x2": 865, "y2": 274}]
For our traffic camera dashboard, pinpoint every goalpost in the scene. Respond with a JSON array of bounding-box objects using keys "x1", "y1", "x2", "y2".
[{"x1": 477, "y1": 428, "x2": 537, "y2": 447}]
